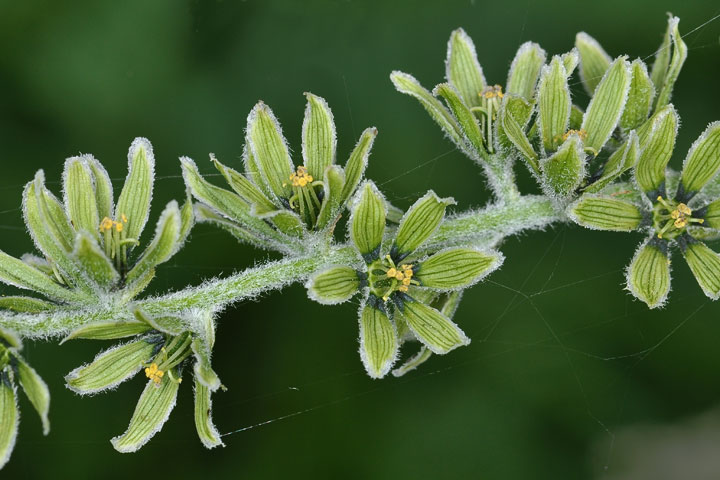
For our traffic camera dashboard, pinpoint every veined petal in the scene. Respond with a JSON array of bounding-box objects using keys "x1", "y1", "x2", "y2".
[
  {"x1": 506, "y1": 41, "x2": 546, "y2": 101},
  {"x1": 634, "y1": 105, "x2": 678, "y2": 196},
  {"x1": 537, "y1": 56, "x2": 571, "y2": 152},
  {"x1": 575, "y1": 32, "x2": 612, "y2": 95},
  {"x1": 358, "y1": 304, "x2": 398, "y2": 379},
  {"x1": 246, "y1": 101, "x2": 294, "y2": 200},
  {"x1": 392, "y1": 191, "x2": 455, "y2": 260},
  {"x1": 445, "y1": 28, "x2": 486, "y2": 107},
  {"x1": 0, "y1": 375, "x2": 19, "y2": 469},
  {"x1": 399, "y1": 298, "x2": 469, "y2": 354},
  {"x1": 16, "y1": 356, "x2": 51, "y2": 435},
  {"x1": 339, "y1": 127, "x2": 377, "y2": 207},
  {"x1": 626, "y1": 237, "x2": 671, "y2": 309},
  {"x1": 302, "y1": 93, "x2": 337, "y2": 179},
  {"x1": 620, "y1": 60, "x2": 655, "y2": 131},
  {"x1": 678, "y1": 122, "x2": 720, "y2": 200},
  {"x1": 540, "y1": 133, "x2": 585, "y2": 198},
  {"x1": 416, "y1": 247, "x2": 503, "y2": 290},
  {"x1": 194, "y1": 379, "x2": 223, "y2": 449},
  {"x1": 63, "y1": 157, "x2": 99, "y2": 235},
  {"x1": 568, "y1": 195, "x2": 644, "y2": 231},
  {"x1": 434, "y1": 83, "x2": 485, "y2": 155},
  {"x1": 681, "y1": 238, "x2": 720, "y2": 300},
  {"x1": 306, "y1": 266, "x2": 361, "y2": 305},
  {"x1": 115, "y1": 138, "x2": 155, "y2": 244},
  {"x1": 350, "y1": 181, "x2": 387, "y2": 261}
]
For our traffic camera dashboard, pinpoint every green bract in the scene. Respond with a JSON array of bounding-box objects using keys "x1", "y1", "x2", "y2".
[
  {"x1": 306, "y1": 182, "x2": 503, "y2": 377},
  {"x1": 182, "y1": 93, "x2": 377, "y2": 255}
]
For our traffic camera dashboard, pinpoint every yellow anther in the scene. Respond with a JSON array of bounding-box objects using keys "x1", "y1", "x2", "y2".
[
  {"x1": 99, "y1": 217, "x2": 114, "y2": 232},
  {"x1": 386, "y1": 267, "x2": 398, "y2": 278},
  {"x1": 562, "y1": 129, "x2": 588, "y2": 142},
  {"x1": 481, "y1": 84, "x2": 504, "y2": 99},
  {"x1": 121, "y1": 213, "x2": 128, "y2": 223},
  {"x1": 398, "y1": 285, "x2": 409, "y2": 293},
  {"x1": 289, "y1": 165, "x2": 314, "y2": 188},
  {"x1": 671, "y1": 203, "x2": 692, "y2": 228},
  {"x1": 402, "y1": 277, "x2": 412, "y2": 286},
  {"x1": 114, "y1": 221, "x2": 123, "y2": 232},
  {"x1": 395, "y1": 271, "x2": 405, "y2": 281},
  {"x1": 144, "y1": 363, "x2": 165, "y2": 385}
]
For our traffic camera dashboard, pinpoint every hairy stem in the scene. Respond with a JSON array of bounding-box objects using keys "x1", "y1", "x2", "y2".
[{"x1": 0, "y1": 195, "x2": 563, "y2": 338}]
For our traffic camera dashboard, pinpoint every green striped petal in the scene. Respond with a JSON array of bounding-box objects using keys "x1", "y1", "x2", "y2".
[
  {"x1": 626, "y1": 238, "x2": 671, "y2": 309},
  {"x1": 359, "y1": 304, "x2": 398, "y2": 379},
  {"x1": 568, "y1": 195, "x2": 644, "y2": 232}
]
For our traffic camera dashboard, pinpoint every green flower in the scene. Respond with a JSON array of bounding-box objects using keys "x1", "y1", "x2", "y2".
[
  {"x1": 182, "y1": 93, "x2": 377, "y2": 255},
  {"x1": 306, "y1": 182, "x2": 503, "y2": 378},
  {"x1": 63, "y1": 308, "x2": 223, "y2": 452},
  {"x1": 0, "y1": 138, "x2": 192, "y2": 312},
  {"x1": 0, "y1": 328, "x2": 50, "y2": 469},
  {"x1": 569, "y1": 116, "x2": 720, "y2": 308}
]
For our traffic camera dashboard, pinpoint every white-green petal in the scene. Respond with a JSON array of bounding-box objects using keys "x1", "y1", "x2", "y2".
[
  {"x1": 634, "y1": 105, "x2": 678, "y2": 195},
  {"x1": 506, "y1": 41, "x2": 546, "y2": 100},
  {"x1": 581, "y1": 56, "x2": 632, "y2": 153},
  {"x1": 61, "y1": 320, "x2": 151, "y2": 343},
  {"x1": 445, "y1": 28, "x2": 486, "y2": 108},
  {"x1": 192, "y1": 337, "x2": 221, "y2": 392},
  {"x1": 359, "y1": 305, "x2": 398, "y2": 379},
  {"x1": 212, "y1": 156, "x2": 276, "y2": 213},
  {"x1": 315, "y1": 165, "x2": 346, "y2": 230},
  {"x1": 302, "y1": 93, "x2": 336, "y2": 180},
  {"x1": 0, "y1": 296, "x2": 55, "y2": 313},
  {"x1": 416, "y1": 248, "x2": 503, "y2": 290},
  {"x1": 340, "y1": 127, "x2": 377, "y2": 207},
  {"x1": 568, "y1": 195, "x2": 644, "y2": 232},
  {"x1": 679, "y1": 122, "x2": 720, "y2": 199},
  {"x1": 194, "y1": 379, "x2": 223, "y2": 449},
  {"x1": 575, "y1": 32, "x2": 612, "y2": 95},
  {"x1": 682, "y1": 240, "x2": 720, "y2": 300},
  {"x1": 620, "y1": 60, "x2": 655, "y2": 131},
  {"x1": 626, "y1": 238, "x2": 671, "y2": 309},
  {"x1": 72, "y1": 232, "x2": 118, "y2": 289},
  {"x1": 111, "y1": 373, "x2": 180, "y2": 453},
  {"x1": 434, "y1": 83, "x2": 484, "y2": 155},
  {"x1": 537, "y1": 56, "x2": 571, "y2": 152},
  {"x1": 0, "y1": 250, "x2": 85, "y2": 304},
  {"x1": 126, "y1": 201, "x2": 181, "y2": 285},
  {"x1": 306, "y1": 266, "x2": 360, "y2": 305},
  {"x1": 390, "y1": 71, "x2": 464, "y2": 148},
  {"x1": 246, "y1": 102, "x2": 294, "y2": 200},
  {"x1": 115, "y1": 138, "x2": 155, "y2": 244},
  {"x1": 400, "y1": 299, "x2": 469, "y2": 354},
  {"x1": 350, "y1": 181, "x2": 386, "y2": 259},
  {"x1": 393, "y1": 191, "x2": 454, "y2": 259},
  {"x1": 0, "y1": 377, "x2": 18, "y2": 469},
  {"x1": 391, "y1": 346, "x2": 432, "y2": 378},
  {"x1": 16, "y1": 357, "x2": 50, "y2": 435},
  {"x1": 65, "y1": 338, "x2": 156, "y2": 395},
  {"x1": 63, "y1": 157, "x2": 99, "y2": 235},
  {"x1": 86, "y1": 155, "x2": 114, "y2": 220},
  {"x1": 585, "y1": 130, "x2": 640, "y2": 193},
  {"x1": 653, "y1": 16, "x2": 687, "y2": 112},
  {"x1": 540, "y1": 133, "x2": 585, "y2": 198}
]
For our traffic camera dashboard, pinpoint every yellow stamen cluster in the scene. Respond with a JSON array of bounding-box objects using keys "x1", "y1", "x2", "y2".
[
  {"x1": 562, "y1": 129, "x2": 588, "y2": 141},
  {"x1": 386, "y1": 264, "x2": 414, "y2": 293},
  {"x1": 145, "y1": 363, "x2": 165, "y2": 385},
  {"x1": 288, "y1": 166, "x2": 313, "y2": 188},
  {"x1": 481, "y1": 84, "x2": 504, "y2": 99},
  {"x1": 670, "y1": 203, "x2": 693, "y2": 229},
  {"x1": 99, "y1": 216, "x2": 123, "y2": 233}
]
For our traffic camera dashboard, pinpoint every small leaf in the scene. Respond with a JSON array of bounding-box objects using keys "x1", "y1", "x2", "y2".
[
  {"x1": 634, "y1": 106, "x2": 678, "y2": 195},
  {"x1": 575, "y1": 32, "x2": 612, "y2": 95},
  {"x1": 126, "y1": 201, "x2": 181, "y2": 285},
  {"x1": 0, "y1": 296, "x2": 55, "y2": 313},
  {"x1": 111, "y1": 372, "x2": 180, "y2": 453},
  {"x1": 390, "y1": 71, "x2": 464, "y2": 148},
  {"x1": 445, "y1": 28, "x2": 486, "y2": 107},
  {"x1": 0, "y1": 249, "x2": 85, "y2": 304},
  {"x1": 568, "y1": 195, "x2": 644, "y2": 231},
  {"x1": 434, "y1": 83, "x2": 484, "y2": 155},
  {"x1": 0, "y1": 376, "x2": 18, "y2": 469},
  {"x1": 86, "y1": 155, "x2": 114, "y2": 220},
  {"x1": 537, "y1": 56, "x2": 571, "y2": 152},
  {"x1": 65, "y1": 338, "x2": 156, "y2": 394},
  {"x1": 115, "y1": 138, "x2": 155, "y2": 244},
  {"x1": 62, "y1": 321, "x2": 151, "y2": 342},
  {"x1": 506, "y1": 41, "x2": 546, "y2": 100},
  {"x1": 679, "y1": 122, "x2": 720, "y2": 200},
  {"x1": 306, "y1": 266, "x2": 360, "y2": 305},
  {"x1": 194, "y1": 379, "x2": 223, "y2": 449},
  {"x1": 416, "y1": 248, "x2": 503, "y2": 290},
  {"x1": 72, "y1": 232, "x2": 118, "y2": 289},
  {"x1": 340, "y1": 127, "x2": 377, "y2": 206},
  {"x1": 399, "y1": 298, "x2": 469, "y2": 354},
  {"x1": 350, "y1": 182, "x2": 387, "y2": 260},
  {"x1": 358, "y1": 305, "x2": 398, "y2": 379},
  {"x1": 302, "y1": 93, "x2": 336, "y2": 180},
  {"x1": 620, "y1": 60, "x2": 655, "y2": 131},
  {"x1": 682, "y1": 239, "x2": 720, "y2": 300},
  {"x1": 540, "y1": 133, "x2": 585, "y2": 197},
  {"x1": 654, "y1": 16, "x2": 687, "y2": 111},
  {"x1": 626, "y1": 238, "x2": 671, "y2": 309},
  {"x1": 63, "y1": 157, "x2": 99, "y2": 235},
  {"x1": 16, "y1": 356, "x2": 50, "y2": 435},
  {"x1": 392, "y1": 191, "x2": 454, "y2": 260},
  {"x1": 246, "y1": 101, "x2": 294, "y2": 200},
  {"x1": 581, "y1": 57, "x2": 631, "y2": 153}
]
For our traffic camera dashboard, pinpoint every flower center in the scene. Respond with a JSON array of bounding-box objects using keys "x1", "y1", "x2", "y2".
[
  {"x1": 99, "y1": 214, "x2": 138, "y2": 274},
  {"x1": 284, "y1": 165, "x2": 324, "y2": 229},
  {"x1": 653, "y1": 196, "x2": 704, "y2": 239},
  {"x1": 470, "y1": 84, "x2": 504, "y2": 154},
  {"x1": 368, "y1": 255, "x2": 419, "y2": 301}
]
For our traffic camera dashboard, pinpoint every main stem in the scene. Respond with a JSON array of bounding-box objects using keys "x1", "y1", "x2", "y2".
[{"x1": 0, "y1": 195, "x2": 562, "y2": 338}]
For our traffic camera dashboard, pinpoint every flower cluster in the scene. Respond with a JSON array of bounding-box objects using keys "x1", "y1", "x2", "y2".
[
  {"x1": 182, "y1": 93, "x2": 378, "y2": 255},
  {"x1": 0, "y1": 138, "x2": 192, "y2": 312},
  {"x1": 306, "y1": 182, "x2": 503, "y2": 377}
]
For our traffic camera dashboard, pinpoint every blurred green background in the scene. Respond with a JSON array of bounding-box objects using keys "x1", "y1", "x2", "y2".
[{"x1": 1, "y1": 0, "x2": 720, "y2": 478}]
